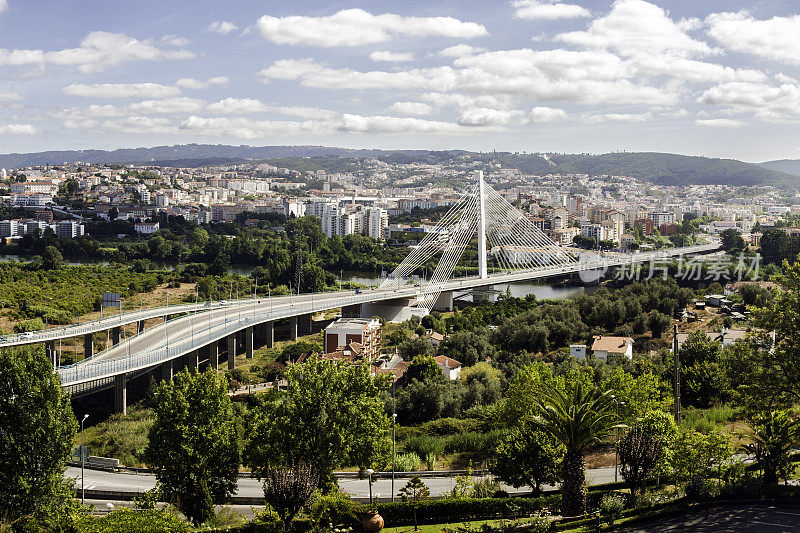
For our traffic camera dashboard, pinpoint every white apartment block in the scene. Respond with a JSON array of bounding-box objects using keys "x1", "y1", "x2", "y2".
[
  {"x1": 56, "y1": 220, "x2": 84, "y2": 239},
  {"x1": 365, "y1": 207, "x2": 388, "y2": 240}
]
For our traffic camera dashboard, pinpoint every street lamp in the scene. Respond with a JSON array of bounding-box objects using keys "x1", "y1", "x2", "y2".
[
  {"x1": 366, "y1": 468, "x2": 375, "y2": 506},
  {"x1": 611, "y1": 396, "x2": 625, "y2": 483},
  {"x1": 81, "y1": 414, "x2": 89, "y2": 503},
  {"x1": 392, "y1": 412, "x2": 397, "y2": 502}
]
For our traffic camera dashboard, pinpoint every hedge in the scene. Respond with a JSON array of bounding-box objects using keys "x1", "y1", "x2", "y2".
[{"x1": 360, "y1": 496, "x2": 561, "y2": 525}]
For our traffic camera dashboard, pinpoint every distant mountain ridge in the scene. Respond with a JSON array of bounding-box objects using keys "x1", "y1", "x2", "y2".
[
  {"x1": 0, "y1": 144, "x2": 795, "y2": 188},
  {"x1": 759, "y1": 159, "x2": 800, "y2": 177}
]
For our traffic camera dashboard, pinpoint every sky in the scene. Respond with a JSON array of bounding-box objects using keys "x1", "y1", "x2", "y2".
[{"x1": 1, "y1": 0, "x2": 799, "y2": 162}]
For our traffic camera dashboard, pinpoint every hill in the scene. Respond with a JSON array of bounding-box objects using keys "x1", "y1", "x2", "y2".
[
  {"x1": 0, "y1": 144, "x2": 795, "y2": 187},
  {"x1": 759, "y1": 159, "x2": 800, "y2": 177}
]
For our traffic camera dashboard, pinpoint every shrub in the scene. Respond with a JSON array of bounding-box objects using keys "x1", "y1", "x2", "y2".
[
  {"x1": 395, "y1": 452, "x2": 422, "y2": 472},
  {"x1": 364, "y1": 496, "x2": 560, "y2": 525},
  {"x1": 404, "y1": 434, "x2": 445, "y2": 457},
  {"x1": 444, "y1": 430, "x2": 505, "y2": 463},
  {"x1": 599, "y1": 493, "x2": 625, "y2": 526},
  {"x1": 309, "y1": 491, "x2": 358, "y2": 528},
  {"x1": 76, "y1": 508, "x2": 191, "y2": 532},
  {"x1": 418, "y1": 417, "x2": 482, "y2": 436},
  {"x1": 471, "y1": 477, "x2": 503, "y2": 499}
]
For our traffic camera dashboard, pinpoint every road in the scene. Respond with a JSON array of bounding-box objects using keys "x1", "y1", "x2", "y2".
[
  {"x1": 618, "y1": 504, "x2": 800, "y2": 532},
  {"x1": 66, "y1": 465, "x2": 618, "y2": 501}
]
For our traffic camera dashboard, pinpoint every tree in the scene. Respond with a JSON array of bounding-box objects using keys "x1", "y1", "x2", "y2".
[
  {"x1": 262, "y1": 462, "x2": 320, "y2": 531},
  {"x1": 41, "y1": 245, "x2": 64, "y2": 270},
  {"x1": 720, "y1": 229, "x2": 745, "y2": 253},
  {"x1": 532, "y1": 382, "x2": 618, "y2": 517},
  {"x1": 647, "y1": 310, "x2": 670, "y2": 338},
  {"x1": 144, "y1": 369, "x2": 240, "y2": 525},
  {"x1": 279, "y1": 340, "x2": 322, "y2": 363},
  {"x1": 493, "y1": 422, "x2": 563, "y2": 493},
  {"x1": 398, "y1": 477, "x2": 430, "y2": 531},
  {"x1": 741, "y1": 410, "x2": 800, "y2": 486},
  {"x1": 0, "y1": 347, "x2": 78, "y2": 529},
  {"x1": 672, "y1": 429, "x2": 732, "y2": 486},
  {"x1": 397, "y1": 336, "x2": 434, "y2": 361},
  {"x1": 405, "y1": 355, "x2": 442, "y2": 383},
  {"x1": 244, "y1": 357, "x2": 390, "y2": 488},
  {"x1": 619, "y1": 426, "x2": 663, "y2": 504}
]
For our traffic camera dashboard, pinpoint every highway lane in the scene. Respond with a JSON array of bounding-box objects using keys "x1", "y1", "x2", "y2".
[{"x1": 66, "y1": 465, "x2": 618, "y2": 501}]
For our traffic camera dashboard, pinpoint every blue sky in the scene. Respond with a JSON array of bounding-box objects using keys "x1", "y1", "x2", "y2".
[{"x1": 1, "y1": 0, "x2": 800, "y2": 162}]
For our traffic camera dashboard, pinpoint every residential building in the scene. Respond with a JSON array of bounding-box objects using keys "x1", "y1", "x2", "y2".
[
  {"x1": 434, "y1": 355, "x2": 462, "y2": 380},
  {"x1": 323, "y1": 318, "x2": 382, "y2": 360},
  {"x1": 591, "y1": 335, "x2": 634, "y2": 360},
  {"x1": 365, "y1": 207, "x2": 388, "y2": 240},
  {"x1": 56, "y1": 220, "x2": 84, "y2": 239},
  {"x1": 134, "y1": 222, "x2": 160, "y2": 234}
]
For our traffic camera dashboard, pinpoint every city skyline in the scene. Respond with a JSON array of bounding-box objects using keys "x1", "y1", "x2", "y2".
[{"x1": 1, "y1": 0, "x2": 799, "y2": 161}]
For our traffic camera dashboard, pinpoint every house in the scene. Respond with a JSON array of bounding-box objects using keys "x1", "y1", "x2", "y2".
[
  {"x1": 675, "y1": 329, "x2": 748, "y2": 350},
  {"x1": 134, "y1": 222, "x2": 160, "y2": 234},
  {"x1": 591, "y1": 336, "x2": 634, "y2": 361},
  {"x1": 570, "y1": 344, "x2": 587, "y2": 359},
  {"x1": 424, "y1": 330, "x2": 445, "y2": 346},
  {"x1": 434, "y1": 355, "x2": 462, "y2": 380},
  {"x1": 705, "y1": 294, "x2": 732, "y2": 308}
]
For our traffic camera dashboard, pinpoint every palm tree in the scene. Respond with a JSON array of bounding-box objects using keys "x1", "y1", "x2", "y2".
[{"x1": 532, "y1": 382, "x2": 619, "y2": 517}]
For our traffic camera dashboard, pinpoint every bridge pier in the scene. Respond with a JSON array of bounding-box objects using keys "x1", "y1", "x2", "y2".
[
  {"x1": 160, "y1": 360, "x2": 173, "y2": 382},
  {"x1": 186, "y1": 349, "x2": 199, "y2": 372},
  {"x1": 227, "y1": 334, "x2": 236, "y2": 370},
  {"x1": 137, "y1": 320, "x2": 145, "y2": 333},
  {"x1": 264, "y1": 321, "x2": 274, "y2": 348},
  {"x1": 209, "y1": 341, "x2": 219, "y2": 369},
  {"x1": 83, "y1": 334, "x2": 93, "y2": 360},
  {"x1": 289, "y1": 316, "x2": 298, "y2": 341},
  {"x1": 46, "y1": 340, "x2": 55, "y2": 364},
  {"x1": 362, "y1": 298, "x2": 419, "y2": 322},
  {"x1": 299, "y1": 313, "x2": 313, "y2": 336},
  {"x1": 111, "y1": 326, "x2": 121, "y2": 346},
  {"x1": 114, "y1": 373, "x2": 127, "y2": 415},
  {"x1": 432, "y1": 291, "x2": 454, "y2": 312},
  {"x1": 472, "y1": 287, "x2": 497, "y2": 304},
  {"x1": 245, "y1": 326, "x2": 254, "y2": 359}
]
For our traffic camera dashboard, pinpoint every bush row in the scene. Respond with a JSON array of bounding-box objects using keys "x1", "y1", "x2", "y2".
[{"x1": 360, "y1": 496, "x2": 561, "y2": 525}]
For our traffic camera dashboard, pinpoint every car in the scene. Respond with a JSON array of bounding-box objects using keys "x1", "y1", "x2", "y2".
[
  {"x1": 0, "y1": 336, "x2": 7, "y2": 342},
  {"x1": 20, "y1": 332, "x2": 34, "y2": 339}
]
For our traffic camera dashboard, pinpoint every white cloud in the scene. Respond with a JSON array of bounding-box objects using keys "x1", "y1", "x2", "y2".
[
  {"x1": 694, "y1": 118, "x2": 745, "y2": 127},
  {"x1": 57, "y1": 104, "x2": 123, "y2": 119},
  {"x1": 528, "y1": 106, "x2": 568, "y2": 123},
  {"x1": 256, "y1": 8, "x2": 487, "y2": 47},
  {"x1": 102, "y1": 116, "x2": 176, "y2": 135},
  {"x1": 439, "y1": 44, "x2": 485, "y2": 57},
  {"x1": 698, "y1": 81, "x2": 800, "y2": 116},
  {"x1": 584, "y1": 112, "x2": 653, "y2": 123},
  {"x1": 706, "y1": 11, "x2": 800, "y2": 65},
  {"x1": 0, "y1": 123, "x2": 38, "y2": 135},
  {"x1": 179, "y1": 116, "x2": 335, "y2": 139},
  {"x1": 128, "y1": 97, "x2": 206, "y2": 114},
  {"x1": 0, "y1": 1, "x2": 7, "y2": 14},
  {"x1": 556, "y1": 0, "x2": 712, "y2": 58},
  {"x1": 339, "y1": 114, "x2": 463, "y2": 134},
  {"x1": 369, "y1": 51, "x2": 414, "y2": 63},
  {"x1": 175, "y1": 76, "x2": 230, "y2": 89},
  {"x1": 458, "y1": 107, "x2": 520, "y2": 126},
  {"x1": 161, "y1": 35, "x2": 191, "y2": 47},
  {"x1": 0, "y1": 31, "x2": 194, "y2": 73},
  {"x1": 512, "y1": 0, "x2": 591, "y2": 20},
  {"x1": 0, "y1": 92, "x2": 22, "y2": 102},
  {"x1": 389, "y1": 102, "x2": 434, "y2": 116},
  {"x1": 206, "y1": 21, "x2": 239, "y2": 35},
  {"x1": 205, "y1": 97, "x2": 337, "y2": 119},
  {"x1": 63, "y1": 83, "x2": 182, "y2": 99}
]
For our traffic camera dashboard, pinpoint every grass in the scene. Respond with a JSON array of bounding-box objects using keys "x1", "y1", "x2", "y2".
[
  {"x1": 381, "y1": 517, "x2": 541, "y2": 533},
  {"x1": 79, "y1": 406, "x2": 155, "y2": 467},
  {"x1": 681, "y1": 404, "x2": 738, "y2": 433}
]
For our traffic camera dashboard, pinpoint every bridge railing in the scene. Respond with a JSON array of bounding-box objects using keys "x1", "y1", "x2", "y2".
[{"x1": 57, "y1": 287, "x2": 420, "y2": 386}]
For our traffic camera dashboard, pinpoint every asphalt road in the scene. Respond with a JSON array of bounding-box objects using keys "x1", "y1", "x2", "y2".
[
  {"x1": 66, "y1": 465, "x2": 618, "y2": 501},
  {"x1": 619, "y1": 504, "x2": 800, "y2": 532}
]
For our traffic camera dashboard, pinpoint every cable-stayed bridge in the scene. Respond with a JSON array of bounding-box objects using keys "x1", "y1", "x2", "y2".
[{"x1": 2, "y1": 171, "x2": 719, "y2": 411}]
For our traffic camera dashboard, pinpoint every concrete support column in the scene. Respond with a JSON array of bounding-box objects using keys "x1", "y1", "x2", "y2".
[
  {"x1": 265, "y1": 321, "x2": 274, "y2": 349},
  {"x1": 186, "y1": 349, "x2": 199, "y2": 372},
  {"x1": 161, "y1": 360, "x2": 173, "y2": 381},
  {"x1": 114, "y1": 373, "x2": 127, "y2": 415},
  {"x1": 83, "y1": 334, "x2": 93, "y2": 360},
  {"x1": 45, "y1": 340, "x2": 55, "y2": 364},
  {"x1": 111, "y1": 326, "x2": 121, "y2": 346},
  {"x1": 209, "y1": 341, "x2": 219, "y2": 370},
  {"x1": 227, "y1": 334, "x2": 236, "y2": 370},
  {"x1": 245, "y1": 326, "x2": 254, "y2": 359},
  {"x1": 289, "y1": 316, "x2": 298, "y2": 341},
  {"x1": 342, "y1": 303, "x2": 362, "y2": 318},
  {"x1": 299, "y1": 313, "x2": 313, "y2": 336},
  {"x1": 137, "y1": 320, "x2": 145, "y2": 333},
  {"x1": 432, "y1": 291, "x2": 454, "y2": 312}
]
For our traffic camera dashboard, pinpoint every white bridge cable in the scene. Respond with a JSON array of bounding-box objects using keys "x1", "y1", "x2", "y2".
[
  {"x1": 484, "y1": 191, "x2": 551, "y2": 270},
  {"x1": 380, "y1": 186, "x2": 478, "y2": 288},
  {"x1": 418, "y1": 192, "x2": 480, "y2": 310}
]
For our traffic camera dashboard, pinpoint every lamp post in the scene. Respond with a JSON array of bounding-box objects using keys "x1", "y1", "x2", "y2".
[
  {"x1": 81, "y1": 414, "x2": 89, "y2": 503},
  {"x1": 612, "y1": 396, "x2": 625, "y2": 483},
  {"x1": 366, "y1": 468, "x2": 375, "y2": 506},
  {"x1": 392, "y1": 411, "x2": 397, "y2": 502}
]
